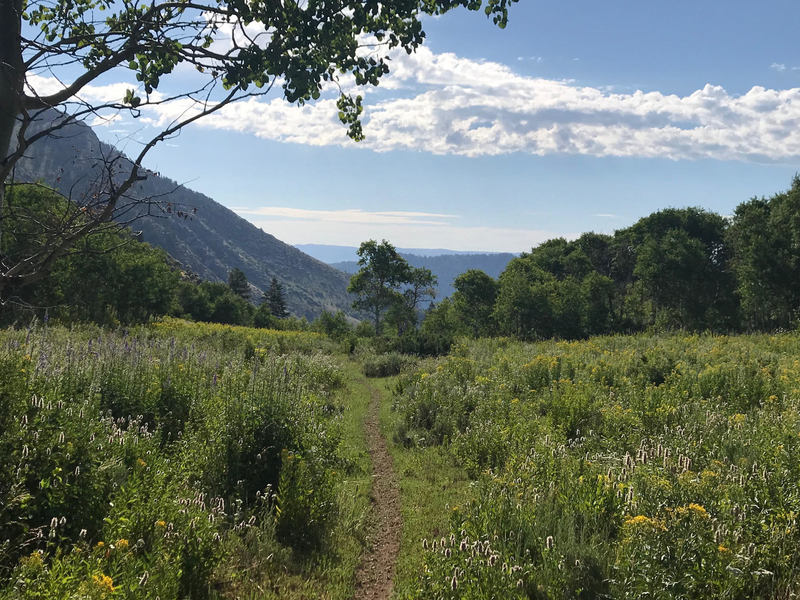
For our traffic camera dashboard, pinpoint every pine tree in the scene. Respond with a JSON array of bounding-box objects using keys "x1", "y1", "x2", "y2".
[
  {"x1": 227, "y1": 268, "x2": 251, "y2": 301},
  {"x1": 266, "y1": 277, "x2": 289, "y2": 318}
]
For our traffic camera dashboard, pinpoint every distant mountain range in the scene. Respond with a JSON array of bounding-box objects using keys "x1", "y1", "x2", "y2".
[
  {"x1": 11, "y1": 112, "x2": 354, "y2": 319},
  {"x1": 297, "y1": 244, "x2": 508, "y2": 264},
  {"x1": 331, "y1": 252, "x2": 515, "y2": 304}
]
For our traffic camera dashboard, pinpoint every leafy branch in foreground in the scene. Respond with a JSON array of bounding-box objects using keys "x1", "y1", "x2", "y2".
[{"x1": 0, "y1": 0, "x2": 517, "y2": 297}]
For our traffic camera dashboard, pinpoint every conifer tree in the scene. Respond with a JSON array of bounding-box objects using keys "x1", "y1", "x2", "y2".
[
  {"x1": 227, "y1": 268, "x2": 250, "y2": 301},
  {"x1": 266, "y1": 277, "x2": 290, "y2": 318}
]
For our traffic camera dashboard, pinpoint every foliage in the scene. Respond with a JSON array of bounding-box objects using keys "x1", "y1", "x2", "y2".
[
  {"x1": 0, "y1": 321, "x2": 352, "y2": 597},
  {"x1": 728, "y1": 175, "x2": 800, "y2": 330},
  {"x1": 265, "y1": 277, "x2": 290, "y2": 319},
  {"x1": 1, "y1": 184, "x2": 181, "y2": 326},
  {"x1": 227, "y1": 268, "x2": 251, "y2": 301},
  {"x1": 418, "y1": 187, "x2": 800, "y2": 344},
  {"x1": 348, "y1": 240, "x2": 436, "y2": 335},
  {"x1": 393, "y1": 332, "x2": 800, "y2": 598},
  {"x1": 452, "y1": 269, "x2": 498, "y2": 338},
  {"x1": 362, "y1": 352, "x2": 417, "y2": 378}
]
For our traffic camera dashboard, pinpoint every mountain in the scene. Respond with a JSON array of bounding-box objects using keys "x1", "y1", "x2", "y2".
[
  {"x1": 332, "y1": 252, "x2": 515, "y2": 304},
  {"x1": 10, "y1": 112, "x2": 354, "y2": 320},
  {"x1": 297, "y1": 243, "x2": 507, "y2": 264}
]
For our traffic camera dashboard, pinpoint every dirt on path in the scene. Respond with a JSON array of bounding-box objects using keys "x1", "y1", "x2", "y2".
[{"x1": 353, "y1": 380, "x2": 402, "y2": 600}]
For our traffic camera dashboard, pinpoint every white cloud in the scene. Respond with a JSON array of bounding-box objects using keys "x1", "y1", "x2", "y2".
[
  {"x1": 28, "y1": 46, "x2": 800, "y2": 162},
  {"x1": 771, "y1": 63, "x2": 787, "y2": 72},
  {"x1": 89, "y1": 113, "x2": 123, "y2": 127},
  {"x1": 233, "y1": 206, "x2": 455, "y2": 225},
  {"x1": 235, "y1": 205, "x2": 568, "y2": 251}
]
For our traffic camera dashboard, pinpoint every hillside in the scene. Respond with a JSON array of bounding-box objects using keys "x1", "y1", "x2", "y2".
[
  {"x1": 332, "y1": 252, "x2": 515, "y2": 302},
  {"x1": 10, "y1": 112, "x2": 354, "y2": 319}
]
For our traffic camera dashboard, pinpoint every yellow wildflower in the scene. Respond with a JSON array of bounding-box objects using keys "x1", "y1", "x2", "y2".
[
  {"x1": 116, "y1": 539, "x2": 129, "y2": 550},
  {"x1": 688, "y1": 503, "x2": 708, "y2": 518},
  {"x1": 92, "y1": 573, "x2": 115, "y2": 593}
]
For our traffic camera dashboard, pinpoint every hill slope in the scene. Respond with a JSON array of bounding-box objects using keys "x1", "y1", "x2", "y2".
[{"x1": 10, "y1": 112, "x2": 354, "y2": 319}]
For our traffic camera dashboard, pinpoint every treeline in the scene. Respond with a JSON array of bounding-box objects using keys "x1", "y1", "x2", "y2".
[
  {"x1": 5, "y1": 178, "x2": 800, "y2": 348},
  {"x1": 414, "y1": 176, "x2": 800, "y2": 349},
  {"x1": 0, "y1": 184, "x2": 300, "y2": 329}
]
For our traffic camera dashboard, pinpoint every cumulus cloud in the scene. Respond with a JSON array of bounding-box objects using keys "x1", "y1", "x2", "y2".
[{"x1": 27, "y1": 46, "x2": 800, "y2": 162}]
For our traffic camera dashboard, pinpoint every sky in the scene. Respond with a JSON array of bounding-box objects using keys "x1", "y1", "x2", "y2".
[{"x1": 40, "y1": 0, "x2": 800, "y2": 252}]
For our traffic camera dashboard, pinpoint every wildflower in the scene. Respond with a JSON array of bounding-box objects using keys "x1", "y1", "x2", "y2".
[
  {"x1": 139, "y1": 571, "x2": 150, "y2": 586},
  {"x1": 718, "y1": 545, "x2": 729, "y2": 552},
  {"x1": 450, "y1": 575, "x2": 458, "y2": 590},
  {"x1": 23, "y1": 551, "x2": 44, "y2": 570},
  {"x1": 137, "y1": 458, "x2": 146, "y2": 467},
  {"x1": 545, "y1": 536, "x2": 554, "y2": 550},
  {"x1": 96, "y1": 541, "x2": 105, "y2": 548},
  {"x1": 156, "y1": 520, "x2": 166, "y2": 528},
  {"x1": 116, "y1": 539, "x2": 129, "y2": 550},
  {"x1": 688, "y1": 503, "x2": 708, "y2": 518},
  {"x1": 92, "y1": 573, "x2": 115, "y2": 593}
]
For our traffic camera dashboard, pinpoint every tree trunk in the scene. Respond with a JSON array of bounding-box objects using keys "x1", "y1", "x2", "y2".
[{"x1": 0, "y1": 0, "x2": 24, "y2": 256}]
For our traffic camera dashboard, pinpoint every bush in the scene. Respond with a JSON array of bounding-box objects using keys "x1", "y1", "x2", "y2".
[{"x1": 362, "y1": 352, "x2": 417, "y2": 378}]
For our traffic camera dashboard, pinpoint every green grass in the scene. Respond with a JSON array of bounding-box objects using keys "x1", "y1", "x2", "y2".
[
  {"x1": 387, "y1": 333, "x2": 800, "y2": 599},
  {"x1": 0, "y1": 323, "x2": 371, "y2": 600},
  {"x1": 370, "y1": 376, "x2": 472, "y2": 599},
  {"x1": 211, "y1": 359, "x2": 374, "y2": 600}
]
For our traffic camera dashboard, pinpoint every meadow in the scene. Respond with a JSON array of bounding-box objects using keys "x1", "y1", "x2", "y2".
[
  {"x1": 0, "y1": 319, "x2": 371, "y2": 599},
  {"x1": 391, "y1": 334, "x2": 800, "y2": 599},
  {"x1": 4, "y1": 321, "x2": 800, "y2": 600}
]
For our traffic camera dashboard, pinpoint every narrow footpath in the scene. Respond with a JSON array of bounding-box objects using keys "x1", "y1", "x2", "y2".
[{"x1": 353, "y1": 380, "x2": 402, "y2": 600}]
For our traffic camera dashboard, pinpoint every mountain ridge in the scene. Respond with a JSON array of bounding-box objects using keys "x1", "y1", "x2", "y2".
[{"x1": 10, "y1": 112, "x2": 355, "y2": 320}]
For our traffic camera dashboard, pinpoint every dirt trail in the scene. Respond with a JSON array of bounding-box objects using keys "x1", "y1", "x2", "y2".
[{"x1": 353, "y1": 380, "x2": 402, "y2": 600}]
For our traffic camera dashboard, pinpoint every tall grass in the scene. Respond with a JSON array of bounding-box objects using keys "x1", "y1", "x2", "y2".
[
  {"x1": 393, "y1": 333, "x2": 800, "y2": 599},
  {"x1": 0, "y1": 322, "x2": 351, "y2": 599}
]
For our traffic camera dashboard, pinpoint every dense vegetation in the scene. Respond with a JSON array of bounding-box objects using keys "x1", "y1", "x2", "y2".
[
  {"x1": 0, "y1": 185, "x2": 308, "y2": 330},
  {"x1": 0, "y1": 320, "x2": 369, "y2": 598},
  {"x1": 11, "y1": 117, "x2": 356, "y2": 320},
  {"x1": 416, "y1": 177, "x2": 800, "y2": 351},
  {"x1": 392, "y1": 333, "x2": 800, "y2": 598}
]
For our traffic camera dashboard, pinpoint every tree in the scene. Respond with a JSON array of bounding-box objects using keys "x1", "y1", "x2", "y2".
[
  {"x1": 227, "y1": 268, "x2": 251, "y2": 301},
  {"x1": 627, "y1": 208, "x2": 735, "y2": 330},
  {"x1": 419, "y1": 298, "x2": 458, "y2": 355},
  {"x1": 389, "y1": 266, "x2": 437, "y2": 335},
  {"x1": 493, "y1": 258, "x2": 555, "y2": 340},
  {"x1": 0, "y1": 0, "x2": 517, "y2": 298},
  {"x1": 728, "y1": 177, "x2": 800, "y2": 330},
  {"x1": 0, "y1": 183, "x2": 181, "y2": 325},
  {"x1": 451, "y1": 269, "x2": 497, "y2": 337},
  {"x1": 265, "y1": 277, "x2": 290, "y2": 318},
  {"x1": 348, "y1": 239, "x2": 437, "y2": 335}
]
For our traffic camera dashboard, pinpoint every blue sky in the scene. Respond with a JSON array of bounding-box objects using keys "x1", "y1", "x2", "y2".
[{"x1": 49, "y1": 0, "x2": 800, "y2": 251}]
